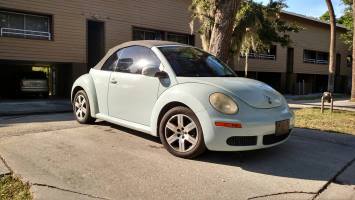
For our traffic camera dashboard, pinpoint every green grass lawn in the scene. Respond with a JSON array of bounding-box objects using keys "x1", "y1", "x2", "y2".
[
  {"x1": 294, "y1": 108, "x2": 355, "y2": 135},
  {"x1": 0, "y1": 175, "x2": 32, "y2": 200}
]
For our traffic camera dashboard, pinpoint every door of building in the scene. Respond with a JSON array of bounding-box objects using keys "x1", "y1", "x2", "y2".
[
  {"x1": 335, "y1": 53, "x2": 342, "y2": 92},
  {"x1": 87, "y1": 20, "x2": 105, "y2": 71},
  {"x1": 286, "y1": 47, "x2": 294, "y2": 93}
]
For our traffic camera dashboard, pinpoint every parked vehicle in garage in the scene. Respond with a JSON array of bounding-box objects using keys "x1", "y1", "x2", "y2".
[
  {"x1": 71, "y1": 40, "x2": 294, "y2": 158},
  {"x1": 20, "y1": 71, "x2": 49, "y2": 97}
]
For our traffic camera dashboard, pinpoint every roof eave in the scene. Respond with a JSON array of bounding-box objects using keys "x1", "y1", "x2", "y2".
[{"x1": 281, "y1": 10, "x2": 348, "y2": 30}]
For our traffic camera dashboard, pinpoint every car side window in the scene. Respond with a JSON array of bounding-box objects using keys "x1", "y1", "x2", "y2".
[
  {"x1": 116, "y1": 46, "x2": 160, "y2": 74},
  {"x1": 101, "y1": 50, "x2": 122, "y2": 71}
]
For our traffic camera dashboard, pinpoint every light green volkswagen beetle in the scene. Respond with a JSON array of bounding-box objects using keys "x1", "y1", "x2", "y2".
[{"x1": 71, "y1": 40, "x2": 294, "y2": 158}]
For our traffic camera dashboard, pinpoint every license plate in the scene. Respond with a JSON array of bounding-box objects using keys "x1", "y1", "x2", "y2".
[{"x1": 275, "y1": 120, "x2": 290, "y2": 136}]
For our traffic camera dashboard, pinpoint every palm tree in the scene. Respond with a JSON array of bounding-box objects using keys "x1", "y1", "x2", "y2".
[
  {"x1": 239, "y1": 27, "x2": 265, "y2": 77},
  {"x1": 229, "y1": 1, "x2": 297, "y2": 75},
  {"x1": 230, "y1": 2, "x2": 263, "y2": 76},
  {"x1": 352, "y1": 0, "x2": 355, "y2": 101},
  {"x1": 325, "y1": 0, "x2": 336, "y2": 93}
]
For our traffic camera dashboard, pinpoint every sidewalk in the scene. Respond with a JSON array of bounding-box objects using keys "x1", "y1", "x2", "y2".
[
  {"x1": 0, "y1": 96, "x2": 353, "y2": 117},
  {"x1": 0, "y1": 99, "x2": 72, "y2": 116},
  {"x1": 287, "y1": 97, "x2": 355, "y2": 112}
]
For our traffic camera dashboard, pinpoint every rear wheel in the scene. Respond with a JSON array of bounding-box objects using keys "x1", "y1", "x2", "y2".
[
  {"x1": 159, "y1": 106, "x2": 206, "y2": 158},
  {"x1": 73, "y1": 90, "x2": 95, "y2": 124}
]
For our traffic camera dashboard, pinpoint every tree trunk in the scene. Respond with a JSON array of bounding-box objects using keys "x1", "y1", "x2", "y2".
[
  {"x1": 351, "y1": 0, "x2": 355, "y2": 101},
  {"x1": 201, "y1": 32, "x2": 211, "y2": 51},
  {"x1": 245, "y1": 51, "x2": 249, "y2": 77},
  {"x1": 326, "y1": 0, "x2": 336, "y2": 93},
  {"x1": 208, "y1": 0, "x2": 240, "y2": 63}
]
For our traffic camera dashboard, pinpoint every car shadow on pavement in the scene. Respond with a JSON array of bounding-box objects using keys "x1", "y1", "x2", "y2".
[
  {"x1": 95, "y1": 121, "x2": 161, "y2": 143},
  {"x1": 97, "y1": 121, "x2": 355, "y2": 184},
  {"x1": 196, "y1": 129, "x2": 355, "y2": 184}
]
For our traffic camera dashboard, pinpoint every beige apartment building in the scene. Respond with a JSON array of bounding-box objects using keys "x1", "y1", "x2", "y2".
[
  {"x1": 235, "y1": 11, "x2": 352, "y2": 94},
  {"x1": 0, "y1": 0, "x2": 198, "y2": 98},
  {"x1": 0, "y1": 0, "x2": 352, "y2": 98}
]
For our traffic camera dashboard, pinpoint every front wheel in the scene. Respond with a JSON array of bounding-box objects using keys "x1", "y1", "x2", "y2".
[
  {"x1": 159, "y1": 106, "x2": 206, "y2": 158},
  {"x1": 73, "y1": 90, "x2": 95, "y2": 124}
]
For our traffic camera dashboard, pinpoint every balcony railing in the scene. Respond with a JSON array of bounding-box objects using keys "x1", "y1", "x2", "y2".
[
  {"x1": 0, "y1": 27, "x2": 51, "y2": 40},
  {"x1": 303, "y1": 58, "x2": 328, "y2": 65},
  {"x1": 241, "y1": 53, "x2": 276, "y2": 60},
  {"x1": 316, "y1": 59, "x2": 328, "y2": 64},
  {"x1": 304, "y1": 58, "x2": 316, "y2": 63}
]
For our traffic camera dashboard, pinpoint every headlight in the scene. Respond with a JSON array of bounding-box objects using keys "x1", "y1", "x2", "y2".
[{"x1": 209, "y1": 93, "x2": 238, "y2": 114}]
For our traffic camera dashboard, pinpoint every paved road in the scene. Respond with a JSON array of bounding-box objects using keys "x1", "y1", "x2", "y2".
[
  {"x1": 0, "y1": 99, "x2": 71, "y2": 116},
  {"x1": 0, "y1": 113, "x2": 354, "y2": 200}
]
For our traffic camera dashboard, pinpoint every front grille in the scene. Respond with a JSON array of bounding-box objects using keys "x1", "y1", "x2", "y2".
[
  {"x1": 226, "y1": 136, "x2": 257, "y2": 146},
  {"x1": 263, "y1": 132, "x2": 290, "y2": 145}
]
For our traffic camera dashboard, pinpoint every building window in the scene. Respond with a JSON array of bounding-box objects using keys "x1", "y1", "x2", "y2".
[
  {"x1": 132, "y1": 27, "x2": 194, "y2": 45},
  {"x1": 240, "y1": 45, "x2": 277, "y2": 60},
  {"x1": 303, "y1": 50, "x2": 329, "y2": 64},
  {"x1": 346, "y1": 55, "x2": 352, "y2": 67},
  {"x1": 167, "y1": 32, "x2": 194, "y2": 45},
  {"x1": 303, "y1": 50, "x2": 316, "y2": 63},
  {"x1": 133, "y1": 28, "x2": 164, "y2": 40},
  {"x1": 316, "y1": 52, "x2": 329, "y2": 64},
  {"x1": 0, "y1": 10, "x2": 52, "y2": 40}
]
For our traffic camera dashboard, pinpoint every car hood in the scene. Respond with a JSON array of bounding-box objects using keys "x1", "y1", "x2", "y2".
[{"x1": 176, "y1": 77, "x2": 284, "y2": 109}]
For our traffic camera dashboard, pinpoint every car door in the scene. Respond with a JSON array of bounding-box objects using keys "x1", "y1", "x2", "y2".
[
  {"x1": 90, "y1": 50, "x2": 121, "y2": 115},
  {"x1": 107, "y1": 46, "x2": 161, "y2": 126}
]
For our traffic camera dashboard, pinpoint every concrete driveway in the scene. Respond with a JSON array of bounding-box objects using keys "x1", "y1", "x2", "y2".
[{"x1": 0, "y1": 113, "x2": 354, "y2": 200}]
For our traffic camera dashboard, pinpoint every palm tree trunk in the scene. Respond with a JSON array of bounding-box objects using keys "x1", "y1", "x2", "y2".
[
  {"x1": 325, "y1": 0, "x2": 336, "y2": 93},
  {"x1": 245, "y1": 52, "x2": 249, "y2": 77},
  {"x1": 209, "y1": 0, "x2": 241, "y2": 63},
  {"x1": 351, "y1": 0, "x2": 355, "y2": 101}
]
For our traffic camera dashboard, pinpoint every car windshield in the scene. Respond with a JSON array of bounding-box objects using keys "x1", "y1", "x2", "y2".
[{"x1": 158, "y1": 46, "x2": 236, "y2": 77}]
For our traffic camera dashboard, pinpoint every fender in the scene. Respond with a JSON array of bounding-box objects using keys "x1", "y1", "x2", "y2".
[
  {"x1": 150, "y1": 83, "x2": 216, "y2": 144},
  {"x1": 71, "y1": 73, "x2": 99, "y2": 117}
]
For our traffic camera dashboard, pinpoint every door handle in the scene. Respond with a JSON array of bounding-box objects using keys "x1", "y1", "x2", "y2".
[{"x1": 110, "y1": 79, "x2": 118, "y2": 84}]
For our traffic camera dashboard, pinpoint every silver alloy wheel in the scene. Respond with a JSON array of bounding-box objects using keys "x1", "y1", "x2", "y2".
[
  {"x1": 74, "y1": 94, "x2": 87, "y2": 120},
  {"x1": 164, "y1": 114, "x2": 199, "y2": 153}
]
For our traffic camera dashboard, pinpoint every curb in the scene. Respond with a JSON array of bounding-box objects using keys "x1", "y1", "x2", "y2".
[
  {"x1": 288, "y1": 104, "x2": 355, "y2": 112},
  {"x1": 0, "y1": 156, "x2": 10, "y2": 177}
]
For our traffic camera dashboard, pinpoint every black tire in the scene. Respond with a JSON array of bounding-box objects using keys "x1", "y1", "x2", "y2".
[
  {"x1": 73, "y1": 90, "x2": 95, "y2": 124},
  {"x1": 159, "y1": 106, "x2": 206, "y2": 158}
]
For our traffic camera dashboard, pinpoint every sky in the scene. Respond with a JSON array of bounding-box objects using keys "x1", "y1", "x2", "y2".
[{"x1": 254, "y1": 0, "x2": 347, "y2": 18}]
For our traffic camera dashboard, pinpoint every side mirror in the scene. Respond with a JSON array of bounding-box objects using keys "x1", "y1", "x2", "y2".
[
  {"x1": 142, "y1": 66, "x2": 169, "y2": 79},
  {"x1": 154, "y1": 71, "x2": 169, "y2": 79}
]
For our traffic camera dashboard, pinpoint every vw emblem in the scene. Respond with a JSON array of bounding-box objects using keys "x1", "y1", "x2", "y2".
[{"x1": 264, "y1": 95, "x2": 272, "y2": 104}]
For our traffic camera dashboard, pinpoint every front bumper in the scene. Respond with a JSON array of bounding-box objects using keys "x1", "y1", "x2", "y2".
[
  {"x1": 196, "y1": 102, "x2": 294, "y2": 151},
  {"x1": 208, "y1": 122, "x2": 293, "y2": 151}
]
